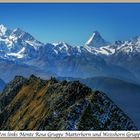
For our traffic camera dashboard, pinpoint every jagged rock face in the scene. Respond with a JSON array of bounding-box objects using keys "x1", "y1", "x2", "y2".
[
  {"x1": 0, "y1": 76, "x2": 27, "y2": 111},
  {"x1": 0, "y1": 75, "x2": 137, "y2": 130}
]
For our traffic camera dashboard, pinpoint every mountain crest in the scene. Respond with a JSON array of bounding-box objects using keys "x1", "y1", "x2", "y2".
[
  {"x1": 85, "y1": 31, "x2": 109, "y2": 48},
  {"x1": 0, "y1": 76, "x2": 137, "y2": 130}
]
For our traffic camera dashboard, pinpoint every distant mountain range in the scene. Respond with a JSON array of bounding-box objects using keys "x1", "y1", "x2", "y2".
[
  {"x1": 0, "y1": 24, "x2": 140, "y2": 84},
  {"x1": 0, "y1": 75, "x2": 137, "y2": 130},
  {"x1": 0, "y1": 24, "x2": 140, "y2": 129}
]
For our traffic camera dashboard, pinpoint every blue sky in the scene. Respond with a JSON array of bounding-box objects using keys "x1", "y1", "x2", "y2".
[{"x1": 0, "y1": 3, "x2": 140, "y2": 46}]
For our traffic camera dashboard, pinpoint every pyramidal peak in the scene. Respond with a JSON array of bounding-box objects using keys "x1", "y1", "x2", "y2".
[
  {"x1": 85, "y1": 31, "x2": 101, "y2": 44},
  {"x1": 85, "y1": 31, "x2": 110, "y2": 48},
  {"x1": 91, "y1": 30, "x2": 101, "y2": 38}
]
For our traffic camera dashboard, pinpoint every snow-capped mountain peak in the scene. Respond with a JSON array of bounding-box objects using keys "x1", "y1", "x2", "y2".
[
  {"x1": 11, "y1": 28, "x2": 33, "y2": 41},
  {"x1": 53, "y1": 41, "x2": 68, "y2": 47},
  {"x1": 85, "y1": 31, "x2": 110, "y2": 48},
  {"x1": 113, "y1": 36, "x2": 140, "y2": 55},
  {"x1": 0, "y1": 24, "x2": 44, "y2": 60},
  {"x1": 0, "y1": 24, "x2": 7, "y2": 36},
  {"x1": 51, "y1": 42, "x2": 73, "y2": 56},
  {"x1": 85, "y1": 31, "x2": 100, "y2": 46}
]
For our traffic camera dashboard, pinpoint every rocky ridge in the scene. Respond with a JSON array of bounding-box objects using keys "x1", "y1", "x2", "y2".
[{"x1": 0, "y1": 75, "x2": 137, "y2": 130}]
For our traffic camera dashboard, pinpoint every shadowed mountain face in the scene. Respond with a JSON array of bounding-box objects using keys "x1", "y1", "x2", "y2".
[
  {"x1": 80, "y1": 77, "x2": 140, "y2": 129},
  {"x1": 0, "y1": 78, "x2": 5, "y2": 92},
  {"x1": 0, "y1": 75, "x2": 137, "y2": 130},
  {"x1": 58, "y1": 76, "x2": 140, "y2": 129}
]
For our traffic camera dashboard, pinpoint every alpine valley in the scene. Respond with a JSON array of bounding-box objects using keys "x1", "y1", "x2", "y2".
[{"x1": 0, "y1": 24, "x2": 140, "y2": 129}]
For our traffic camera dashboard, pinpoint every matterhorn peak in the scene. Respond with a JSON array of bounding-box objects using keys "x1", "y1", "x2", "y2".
[
  {"x1": 85, "y1": 31, "x2": 110, "y2": 48},
  {"x1": 0, "y1": 24, "x2": 7, "y2": 36},
  {"x1": 91, "y1": 30, "x2": 101, "y2": 37}
]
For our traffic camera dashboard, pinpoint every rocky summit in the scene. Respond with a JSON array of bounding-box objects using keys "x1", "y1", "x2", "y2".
[{"x1": 0, "y1": 75, "x2": 137, "y2": 130}]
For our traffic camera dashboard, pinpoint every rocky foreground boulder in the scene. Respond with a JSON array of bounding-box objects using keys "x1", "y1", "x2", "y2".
[{"x1": 0, "y1": 75, "x2": 137, "y2": 130}]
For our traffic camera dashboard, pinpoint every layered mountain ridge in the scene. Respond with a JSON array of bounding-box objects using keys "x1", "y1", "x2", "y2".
[
  {"x1": 0, "y1": 24, "x2": 140, "y2": 84},
  {"x1": 0, "y1": 75, "x2": 137, "y2": 130}
]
